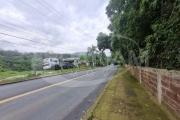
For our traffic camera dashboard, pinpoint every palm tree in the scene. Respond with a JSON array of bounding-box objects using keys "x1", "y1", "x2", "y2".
[{"x1": 87, "y1": 45, "x2": 98, "y2": 67}]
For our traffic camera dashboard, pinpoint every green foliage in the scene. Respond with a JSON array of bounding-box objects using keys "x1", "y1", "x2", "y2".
[
  {"x1": 27, "y1": 73, "x2": 33, "y2": 77},
  {"x1": 88, "y1": 111, "x2": 94, "y2": 120},
  {"x1": 102, "y1": 0, "x2": 180, "y2": 70},
  {"x1": 99, "y1": 51, "x2": 107, "y2": 66},
  {"x1": 0, "y1": 49, "x2": 80, "y2": 72},
  {"x1": 87, "y1": 45, "x2": 99, "y2": 63},
  {"x1": 0, "y1": 71, "x2": 31, "y2": 79},
  {"x1": 79, "y1": 55, "x2": 85, "y2": 60},
  {"x1": 0, "y1": 64, "x2": 2, "y2": 70},
  {"x1": 87, "y1": 56, "x2": 92, "y2": 61},
  {"x1": 96, "y1": 32, "x2": 110, "y2": 52},
  {"x1": 31, "y1": 57, "x2": 43, "y2": 70}
]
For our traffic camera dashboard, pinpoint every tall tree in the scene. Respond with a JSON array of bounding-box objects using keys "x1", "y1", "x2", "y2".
[
  {"x1": 96, "y1": 32, "x2": 110, "y2": 52},
  {"x1": 104, "y1": 0, "x2": 180, "y2": 70},
  {"x1": 87, "y1": 45, "x2": 99, "y2": 66}
]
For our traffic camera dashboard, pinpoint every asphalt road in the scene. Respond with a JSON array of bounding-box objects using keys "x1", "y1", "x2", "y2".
[{"x1": 0, "y1": 66, "x2": 118, "y2": 120}]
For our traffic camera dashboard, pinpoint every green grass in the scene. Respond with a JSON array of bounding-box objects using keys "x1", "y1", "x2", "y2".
[
  {"x1": 0, "y1": 71, "x2": 31, "y2": 79},
  {"x1": 91, "y1": 67, "x2": 169, "y2": 120},
  {"x1": 0, "y1": 66, "x2": 94, "y2": 84}
]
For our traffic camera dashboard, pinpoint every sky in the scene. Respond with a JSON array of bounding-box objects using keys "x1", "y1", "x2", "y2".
[{"x1": 0, "y1": 0, "x2": 111, "y2": 55}]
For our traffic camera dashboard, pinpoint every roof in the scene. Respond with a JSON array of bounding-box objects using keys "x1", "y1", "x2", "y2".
[{"x1": 63, "y1": 58, "x2": 79, "y2": 62}]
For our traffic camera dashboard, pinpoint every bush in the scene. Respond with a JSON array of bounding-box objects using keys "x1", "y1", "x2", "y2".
[
  {"x1": 37, "y1": 73, "x2": 42, "y2": 75},
  {"x1": 27, "y1": 73, "x2": 33, "y2": 77},
  {"x1": 0, "y1": 69, "x2": 7, "y2": 72}
]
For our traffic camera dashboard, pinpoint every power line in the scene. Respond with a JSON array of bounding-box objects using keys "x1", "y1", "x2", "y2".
[
  {"x1": 0, "y1": 22, "x2": 82, "y2": 48},
  {"x1": 37, "y1": 0, "x2": 86, "y2": 36},
  {"x1": 39, "y1": 0, "x2": 95, "y2": 39},
  {"x1": 0, "y1": 32, "x2": 77, "y2": 52},
  {"x1": 0, "y1": 13, "x2": 51, "y2": 38},
  {"x1": 0, "y1": 23, "x2": 63, "y2": 45},
  {"x1": 0, "y1": 13, "x2": 84, "y2": 46},
  {"x1": 20, "y1": 0, "x2": 83, "y2": 38},
  {"x1": 0, "y1": 23, "x2": 84, "y2": 50},
  {"x1": 0, "y1": 39, "x2": 44, "y2": 50},
  {"x1": 0, "y1": 1, "x2": 94, "y2": 51},
  {"x1": 0, "y1": 39, "x2": 84, "y2": 58}
]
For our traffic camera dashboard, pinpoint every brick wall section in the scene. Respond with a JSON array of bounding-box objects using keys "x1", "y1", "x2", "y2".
[{"x1": 126, "y1": 66, "x2": 180, "y2": 119}]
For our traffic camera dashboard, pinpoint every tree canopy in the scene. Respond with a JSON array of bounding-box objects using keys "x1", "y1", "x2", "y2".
[
  {"x1": 97, "y1": 0, "x2": 180, "y2": 70},
  {"x1": 96, "y1": 32, "x2": 110, "y2": 52}
]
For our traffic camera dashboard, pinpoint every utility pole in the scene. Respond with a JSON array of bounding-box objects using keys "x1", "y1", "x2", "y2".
[{"x1": 43, "y1": 53, "x2": 44, "y2": 74}]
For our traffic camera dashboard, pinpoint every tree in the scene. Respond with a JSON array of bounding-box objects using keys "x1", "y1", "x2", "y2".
[
  {"x1": 103, "y1": 0, "x2": 180, "y2": 70},
  {"x1": 99, "y1": 51, "x2": 107, "y2": 66},
  {"x1": 31, "y1": 57, "x2": 42, "y2": 75},
  {"x1": 79, "y1": 55, "x2": 85, "y2": 61},
  {"x1": 87, "y1": 45, "x2": 99, "y2": 66},
  {"x1": 96, "y1": 32, "x2": 110, "y2": 52},
  {"x1": 0, "y1": 64, "x2": 2, "y2": 70},
  {"x1": 143, "y1": 0, "x2": 180, "y2": 69}
]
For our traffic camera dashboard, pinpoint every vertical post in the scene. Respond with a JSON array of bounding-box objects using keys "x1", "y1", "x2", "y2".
[
  {"x1": 139, "y1": 67, "x2": 142, "y2": 83},
  {"x1": 132, "y1": 66, "x2": 134, "y2": 76},
  {"x1": 43, "y1": 53, "x2": 44, "y2": 74},
  {"x1": 157, "y1": 72, "x2": 162, "y2": 104}
]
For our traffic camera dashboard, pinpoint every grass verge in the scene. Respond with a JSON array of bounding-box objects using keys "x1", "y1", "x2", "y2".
[
  {"x1": 0, "y1": 66, "x2": 94, "y2": 85},
  {"x1": 82, "y1": 67, "x2": 170, "y2": 120},
  {"x1": 0, "y1": 71, "x2": 31, "y2": 79}
]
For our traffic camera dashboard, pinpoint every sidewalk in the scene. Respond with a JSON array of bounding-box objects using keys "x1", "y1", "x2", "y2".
[{"x1": 83, "y1": 68, "x2": 169, "y2": 120}]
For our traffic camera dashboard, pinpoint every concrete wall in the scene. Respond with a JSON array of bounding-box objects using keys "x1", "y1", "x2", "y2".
[{"x1": 126, "y1": 66, "x2": 180, "y2": 119}]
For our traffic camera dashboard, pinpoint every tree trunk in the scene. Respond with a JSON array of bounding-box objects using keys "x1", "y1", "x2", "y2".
[
  {"x1": 161, "y1": 0, "x2": 163, "y2": 16},
  {"x1": 60, "y1": 64, "x2": 63, "y2": 73},
  {"x1": 160, "y1": 0, "x2": 163, "y2": 68},
  {"x1": 169, "y1": 0, "x2": 177, "y2": 20}
]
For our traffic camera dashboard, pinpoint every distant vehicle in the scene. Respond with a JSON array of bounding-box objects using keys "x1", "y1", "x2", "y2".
[
  {"x1": 62, "y1": 58, "x2": 79, "y2": 69},
  {"x1": 43, "y1": 58, "x2": 79, "y2": 70},
  {"x1": 43, "y1": 58, "x2": 61, "y2": 70},
  {"x1": 62, "y1": 62, "x2": 70, "y2": 69}
]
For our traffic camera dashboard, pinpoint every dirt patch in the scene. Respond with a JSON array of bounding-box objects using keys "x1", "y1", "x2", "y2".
[{"x1": 124, "y1": 88, "x2": 137, "y2": 97}]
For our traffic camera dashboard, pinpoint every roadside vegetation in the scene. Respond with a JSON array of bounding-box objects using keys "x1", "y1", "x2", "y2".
[
  {"x1": 0, "y1": 71, "x2": 30, "y2": 79},
  {"x1": 0, "y1": 45, "x2": 108, "y2": 84},
  {"x1": 0, "y1": 66, "x2": 93, "y2": 85},
  {"x1": 96, "y1": 0, "x2": 180, "y2": 70},
  {"x1": 0, "y1": 49, "x2": 91, "y2": 83},
  {"x1": 0, "y1": 49, "x2": 80, "y2": 72}
]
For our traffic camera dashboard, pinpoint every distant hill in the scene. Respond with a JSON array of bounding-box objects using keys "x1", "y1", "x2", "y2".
[{"x1": 73, "y1": 52, "x2": 87, "y2": 56}]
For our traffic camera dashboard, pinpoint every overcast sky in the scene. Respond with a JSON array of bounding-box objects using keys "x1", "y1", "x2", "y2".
[{"x1": 0, "y1": 0, "x2": 111, "y2": 55}]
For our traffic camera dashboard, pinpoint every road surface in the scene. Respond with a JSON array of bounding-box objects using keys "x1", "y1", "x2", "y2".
[{"x1": 0, "y1": 66, "x2": 118, "y2": 120}]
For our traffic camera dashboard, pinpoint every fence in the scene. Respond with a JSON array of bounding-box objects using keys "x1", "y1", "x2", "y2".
[{"x1": 126, "y1": 66, "x2": 180, "y2": 119}]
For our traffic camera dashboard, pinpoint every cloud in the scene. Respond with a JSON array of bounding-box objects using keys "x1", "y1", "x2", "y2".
[{"x1": 0, "y1": 0, "x2": 110, "y2": 55}]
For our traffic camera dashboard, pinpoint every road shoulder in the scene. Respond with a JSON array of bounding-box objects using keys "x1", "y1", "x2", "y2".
[{"x1": 82, "y1": 67, "x2": 170, "y2": 120}]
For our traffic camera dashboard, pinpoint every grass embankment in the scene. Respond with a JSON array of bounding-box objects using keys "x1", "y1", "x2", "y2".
[
  {"x1": 0, "y1": 71, "x2": 30, "y2": 79},
  {"x1": 84, "y1": 68, "x2": 169, "y2": 120},
  {"x1": 0, "y1": 66, "x2": 93, "y2": 85}
]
